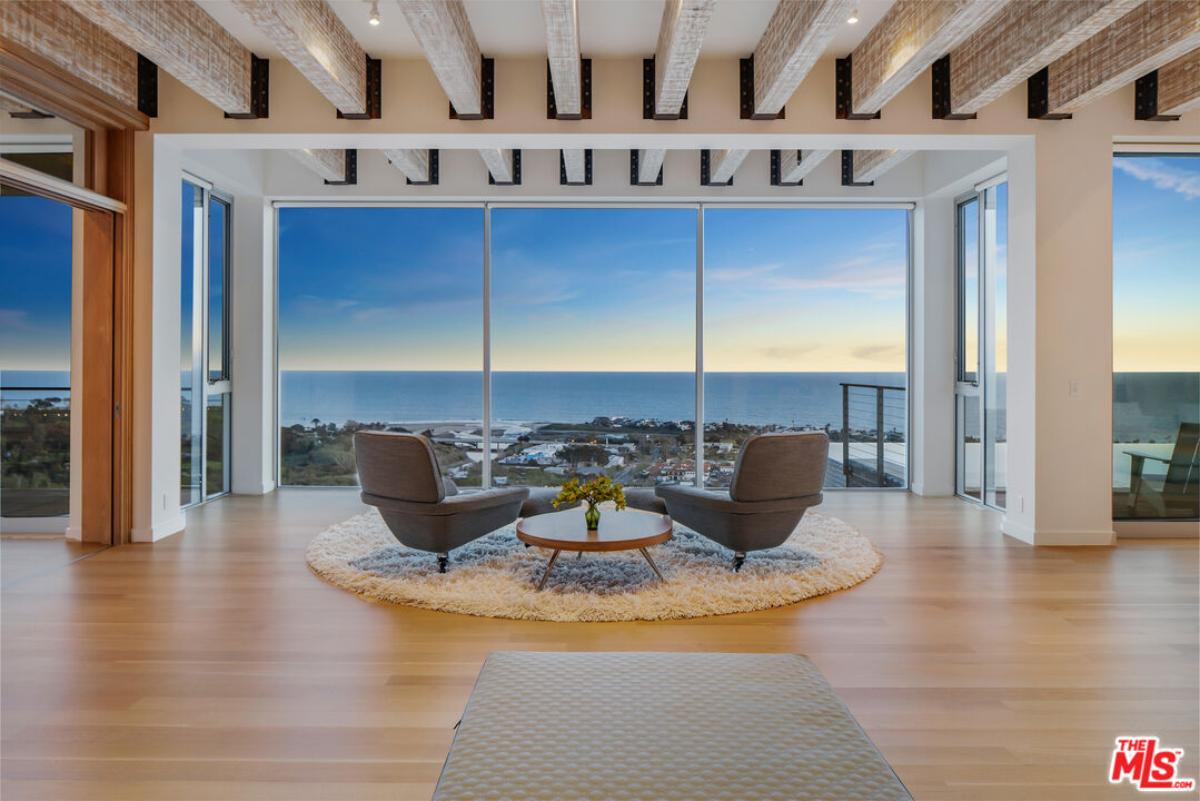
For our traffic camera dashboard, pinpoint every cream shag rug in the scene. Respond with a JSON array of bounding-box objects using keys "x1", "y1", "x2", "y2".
[{"x1": 306, "y1": 511, "x2": 882, "y2": 622}]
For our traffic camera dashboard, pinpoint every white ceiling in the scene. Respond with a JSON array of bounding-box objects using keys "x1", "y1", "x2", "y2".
[{"x1": 197, "y1": 0, "x2": 896, "y2": 60}]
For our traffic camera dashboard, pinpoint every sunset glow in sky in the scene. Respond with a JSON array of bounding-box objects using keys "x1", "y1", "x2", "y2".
[{"x1": 1, "y1": 155, "x2": 1197, "y2": 375}]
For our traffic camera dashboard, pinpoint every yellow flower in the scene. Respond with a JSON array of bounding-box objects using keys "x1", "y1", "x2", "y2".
[{"x1": 552, "y1": 475, "x2": 626, "y2": 510}]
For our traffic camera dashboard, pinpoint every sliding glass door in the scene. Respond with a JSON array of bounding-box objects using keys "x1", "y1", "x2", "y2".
[
  {"x1": 180, "y1": 177, "x2": 232, "y2": 506},
  {"x1": 956, "y1": 182, "x2": 1007, "y2": 508}
]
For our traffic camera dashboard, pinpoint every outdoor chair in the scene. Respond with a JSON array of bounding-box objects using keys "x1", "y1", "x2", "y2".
[{"x1": 1125, "y1": 422, "x2": 1199, "y2": 518}]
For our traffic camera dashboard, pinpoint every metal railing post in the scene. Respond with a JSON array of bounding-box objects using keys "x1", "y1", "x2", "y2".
[
  {"x1": 876, "y1": 388, "x2": 886, "y2": 486},
  {"x1": 841, "y1": 384, "x2": 850, "y2": 479}
]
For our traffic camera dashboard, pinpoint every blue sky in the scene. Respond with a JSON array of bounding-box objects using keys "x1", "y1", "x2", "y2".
[
  {"x1": 0, "y1": 194, "x2": 72, "y2": 371},
  {"x1": 1112, "y1": 155, "x2": 1200, "y2": 372},
  {"x1": 277, "y1": 205, "x2": 910, "y2": 372},
  {"x1": 2, "y1": 157, "x2": 1196, "y2": 375}
]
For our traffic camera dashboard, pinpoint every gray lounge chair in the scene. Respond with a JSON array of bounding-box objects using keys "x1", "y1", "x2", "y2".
[
  {"x1": 355, "y1": 431, "x2": 528, "y2": 572},
  {"x1": 655, "y1": 431, "x2": 827, "y2": 570}
]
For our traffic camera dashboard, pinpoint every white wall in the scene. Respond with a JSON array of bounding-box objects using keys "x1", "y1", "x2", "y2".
[{"x1": 131, "y1": 134, "x2": 186, "y2": 542}]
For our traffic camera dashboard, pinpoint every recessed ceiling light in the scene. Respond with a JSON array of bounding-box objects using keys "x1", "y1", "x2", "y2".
[
  {"x1": 368, "y1": 0, "x2": 381, "y2": 26},
  {"x1": 847, "y1": 8, "x2": 860, "y2": 24}
]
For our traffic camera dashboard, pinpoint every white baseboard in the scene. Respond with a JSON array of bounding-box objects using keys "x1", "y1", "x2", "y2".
[
  {"x1": 131, "y1": 512, "x2": 186, "y2": 543},
  {"x1": 1002, "y1": 517, "x2": 1115, "y2": 546},
  {"x1": 65, "y1": 525, "x2": 83, "y2": 541},
  {"x1": 232, "y1": 479, "x2": 276, "y2": 495}
]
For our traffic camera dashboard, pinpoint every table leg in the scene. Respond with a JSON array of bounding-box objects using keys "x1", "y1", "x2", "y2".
[
  {"x1": 638, "y1": 547, "x2": 666, "y2": 582},
  {"x1": 537, "y1": 550, "x2": 562, "y2": 590},
  {"x1": 576, "y1": 550, "x2": 583, "y2": 560}
]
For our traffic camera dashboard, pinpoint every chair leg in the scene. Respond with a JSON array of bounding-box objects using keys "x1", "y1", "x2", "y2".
[
  {"x1": 733, "y1": 552, "x2": 746, "y2": 572},
  {"x1": 437, "y1": 553, "x2": 449, "y2": 573}
]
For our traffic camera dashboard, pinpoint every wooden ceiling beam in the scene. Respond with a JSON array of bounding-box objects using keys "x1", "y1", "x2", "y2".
[
  {"x1": 542, "y1": 0, "x2": 582, "y2": 118},
  {"x1": 478, "y1": 148, "x2": 517, "y2": 184},
  {"x1": 383, "y1": 149, "x2": 431, "y2": 183},
  {"x1": 843, "y1": 0, "x2": 1009, "y2": 119},
  {"x1": 1037, "y1": 0, "x2": 1200, "y2": 117},
  {"x1": 748, "y1": 0, "x2": 851, "y2": 119},
  {"x1": 64, "y1": 0, "x2": 259, "y2": 116},
  {"x1": 942, "y1": 0, "x2": 1144, "y2": 118},
  {"x1": 1154, "y1": 48, "x2": 1200, "y2": 115},
  {"x1": 653, "y1": 0, "x2": 715, "y2": 118},
  {"x1": 779, "y1": 149, "x2": 833, "y2": 183},
  {"x1": 636, "y1": 148, "x2": 666, "y2": 183},
  {"x1": 706, "y1": 148, "x2": 750, "y2": 184},
  {"x1": 852, "y1": 149, "x2": 913, "y2": 183},
  {"x1": 399, "y1": 0, "x2": 486, "y2": 119},
  {"x1": 233, "y1": 0, "x2": 372, "y2": 118},
  {"x1": 0, "y1": 2, "x2": 147, "y2": 129},
  {"x1": 561, "y1": 148, "x2": 587, "y2": 183},
  {"x1": 289, "y1": 148, "x2": 354, "y2": 184}
]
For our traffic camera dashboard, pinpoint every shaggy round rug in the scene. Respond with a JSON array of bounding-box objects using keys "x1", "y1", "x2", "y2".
[{"x1": 306, "y1": 511, "x2": 882, "y2": 622}]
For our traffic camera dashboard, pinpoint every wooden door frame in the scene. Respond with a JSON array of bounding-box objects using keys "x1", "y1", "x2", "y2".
[{"x1": 0, "y1": 125, "x2": 137, "y2": 548}]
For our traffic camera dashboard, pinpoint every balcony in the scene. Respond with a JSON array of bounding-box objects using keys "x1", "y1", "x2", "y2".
[{"x1": 0, "y1": 386, "x2": 70, "y2": 518}]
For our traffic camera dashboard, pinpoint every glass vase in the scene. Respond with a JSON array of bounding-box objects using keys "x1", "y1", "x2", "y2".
[{"x1": 584, "y1": 503, "x2": 601, "y2": 530}]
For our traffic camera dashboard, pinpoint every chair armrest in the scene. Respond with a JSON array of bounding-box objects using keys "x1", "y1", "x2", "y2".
[
  {"x1": 362, "y1": 487, "x2": 528, "y2": 516},
  {"x1": 656, "y1": 484, "x2": 821, "y2": 515},
  {"x1": 440, "y1": 487, "x2": 530, "y2": 514},
  {"x1": 1123, "y1": 450, "x2": 1171, "y2": 464}
]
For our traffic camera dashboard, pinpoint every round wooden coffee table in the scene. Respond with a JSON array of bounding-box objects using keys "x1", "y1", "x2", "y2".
[{"x1": 516, "y1": 508, "x2": 673, "y2": 590}]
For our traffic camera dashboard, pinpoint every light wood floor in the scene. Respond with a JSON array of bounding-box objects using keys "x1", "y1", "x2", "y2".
[{"x1": 2, "y1": 490, "x2": 1196, "y2": 801}]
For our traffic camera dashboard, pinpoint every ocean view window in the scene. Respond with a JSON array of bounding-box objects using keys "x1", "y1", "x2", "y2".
[
  {"x1": 1112, "y1": 154, "x2": 1200, "y2": 521},
  {"x1": 703, "y1": 208, "x2": 910, "y2": 489},
  {"x1": 955, "y1": 182, "x2": 1007, "y2": 509},
  {"x1": 277, "y1": 207, "x2": 485, "y2": 486},
  {"x1": 0, "y1": 188, "x2": 73, "y2": 519},
  {"x1": 274, "y1": 203, "x2": 912, "y2": 490},
  {"x1": 489, "y1": 207, "x2": 697, "y2": 488}
]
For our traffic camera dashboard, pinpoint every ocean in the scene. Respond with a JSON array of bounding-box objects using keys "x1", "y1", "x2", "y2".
[
  {"x1": 3, "y1": 370, "x2": 1196, "y2": 440},
  {"x1": 276, "y1": 371, "x2": 907, "y2": 429}
]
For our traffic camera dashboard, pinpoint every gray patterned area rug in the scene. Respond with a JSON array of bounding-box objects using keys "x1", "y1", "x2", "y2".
[
  {"x1": 433, "y1": 651, "x2": 913, "y2": 801},
  {"x1": 306, "y1": 511, "x2": 882, "y2": 622}
]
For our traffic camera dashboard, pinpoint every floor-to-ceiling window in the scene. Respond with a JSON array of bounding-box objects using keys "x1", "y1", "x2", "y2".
[
  {"x1": 276, "y1": 206, "x2": 485, "y2": 486},
  {"x1": 180, "y1": 177, "x2": 232, "y2": 506},
  {"x1": 0, "y1": 187, "x2": 73, "y2": 521},
  {"x1": 955, "y1": 180, "x2": 1007, "y2": 509},
  {"x1": 1112, "y1": 154, "x2": 1199, "y2": 521},
  {"x1": 274, "y1": 203, "x2": 912, "y2": 491},
  {"x1": 703, "y1": 207, "x2": 910, "y2": 488},
  {"x1": 489, "y1": 207, "x2": 696, "y2": 487}
]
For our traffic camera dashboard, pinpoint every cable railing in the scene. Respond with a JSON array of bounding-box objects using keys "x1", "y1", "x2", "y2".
[
  {"x1": 839, "y1": 382, "x2": 906, "y2": 487},
  {"x1": 1, "y1": 385, "x2": 71, "y2": 517}
]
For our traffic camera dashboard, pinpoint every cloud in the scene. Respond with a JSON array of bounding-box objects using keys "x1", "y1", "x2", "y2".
[
  {"x1": 759, "y1": 344, "x2": 819, "y2": 361},
  {"x1": 1114, "y1": 158, "x2": 1200, "y2": 200},
  {"x1": 707, "y1": 264, "x2": 781, "y2": 282},
  {"x1": 0, "y1": 309, "x2": 32, "y2": 330},
  {"x1": 852, "y1": 344, "x2": 903, "y2": 363},
  {"x1": 706, "y1": 257, "x2": 904, "y2": 297}
]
